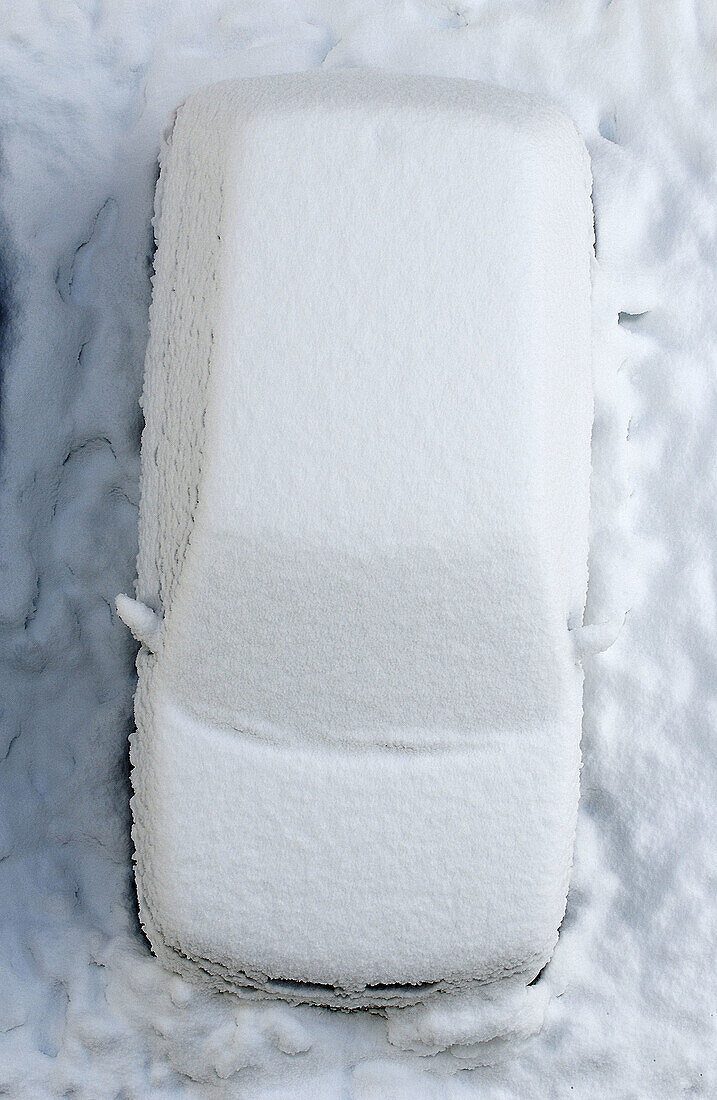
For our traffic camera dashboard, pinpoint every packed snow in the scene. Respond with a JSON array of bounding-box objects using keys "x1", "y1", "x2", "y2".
[{"x1": 0, "y1": 1, "x2": 715, "y2": 1096}]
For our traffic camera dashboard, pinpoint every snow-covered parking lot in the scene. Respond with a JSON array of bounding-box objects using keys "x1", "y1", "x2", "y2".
[{"x1": 0, "y1": 2, "x2": 715, "y2": 1096}]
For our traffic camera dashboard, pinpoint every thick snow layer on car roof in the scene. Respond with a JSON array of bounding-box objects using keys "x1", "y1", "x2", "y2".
[
  {"x1": 131, "y1": 70, "x2": 593, "y2": 1001},
  {"x1": 142, "y1": 71, "x2": 593, "y2": 739}
]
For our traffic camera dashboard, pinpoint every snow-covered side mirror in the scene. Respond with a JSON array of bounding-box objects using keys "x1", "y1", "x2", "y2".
[
  {"x1": 570, "y1": 616, "x2": 625, "y2": 660},
  {"x1": 116, "y1": 594, "x2": 162, "y2": 652}
]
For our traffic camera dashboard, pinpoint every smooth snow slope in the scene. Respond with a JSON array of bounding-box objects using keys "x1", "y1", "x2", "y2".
[{"x1": 0, "y1": 1, "x2": 715, "y2": 1096}]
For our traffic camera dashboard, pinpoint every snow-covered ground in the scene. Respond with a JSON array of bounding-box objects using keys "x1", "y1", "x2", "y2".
[{"x1": 0, "y1": 1, "x2": 715, "y2": 1096}]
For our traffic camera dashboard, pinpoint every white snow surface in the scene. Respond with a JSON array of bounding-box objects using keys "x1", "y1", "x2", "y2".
[
  {"x1": 0, "y1": 1, "x2": 715, "y2": 1096},
  {"x1": 132, "y1": 69, "x2": 592, "y2": 1005}
]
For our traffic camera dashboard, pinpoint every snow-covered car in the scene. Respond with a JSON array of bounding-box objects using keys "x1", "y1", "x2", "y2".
[{"x1": 118, "y1": 69, "x2": 594, "y2": 1007}]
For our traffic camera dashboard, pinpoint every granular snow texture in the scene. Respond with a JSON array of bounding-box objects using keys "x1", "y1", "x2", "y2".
[{"x1": 0, "y1": 1, "x2": 715, "y2": 1097}]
